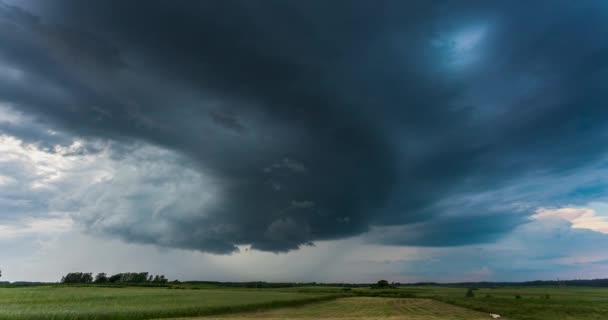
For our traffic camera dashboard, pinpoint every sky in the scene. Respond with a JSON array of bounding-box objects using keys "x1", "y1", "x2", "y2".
[{"x1": 1, "y1": 0, "x2": 608, "y2": 283}]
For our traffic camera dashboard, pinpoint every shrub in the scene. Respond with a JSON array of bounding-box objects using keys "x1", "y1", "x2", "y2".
[{"x1": 465, "y1": 288, "x2": 475, "y2": 298}]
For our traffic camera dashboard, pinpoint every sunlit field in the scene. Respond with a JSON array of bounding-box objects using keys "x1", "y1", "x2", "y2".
[{"x1": 0, "y1": 286, "x2": 331, "y2": 320}]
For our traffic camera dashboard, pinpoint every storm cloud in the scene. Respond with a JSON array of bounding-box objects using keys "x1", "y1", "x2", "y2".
[{"x1": 1, "y1": 0, "x2": 607, "y2": 254}]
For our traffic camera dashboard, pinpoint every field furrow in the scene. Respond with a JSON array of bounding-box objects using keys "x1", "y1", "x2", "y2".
[{"x1": 187, "y1": 297, "x2": 491, "y2": 320}]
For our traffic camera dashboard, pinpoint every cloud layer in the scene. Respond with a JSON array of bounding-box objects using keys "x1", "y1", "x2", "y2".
[{"x1": 1, "y1": 1, "x2": 608, "y2": 255}]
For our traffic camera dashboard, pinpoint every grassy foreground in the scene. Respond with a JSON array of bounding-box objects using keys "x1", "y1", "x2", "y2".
[
  {"x1": 1, "y1": 285, "x2": 607, "y2": 320},
  {"x1": 285, "y1": 285, "x2": 608, "y2": 320},
  {"x1": 183, "y1": 297, "x2": 489, "y2": 320},
  {"x1": 415, "y1": 286, "x2": 608, "y2": 320},
  {"x1": 0, "y1": 286, "x2": 334, "y2": 320}
]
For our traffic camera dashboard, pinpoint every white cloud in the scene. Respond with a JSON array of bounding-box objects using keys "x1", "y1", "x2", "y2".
[
  {"x1": 0, "y1": 128, "x2": 221, "y2": 251},
  {"x1": 533, "y1": 205, "x2": 608, "y2": 234}
]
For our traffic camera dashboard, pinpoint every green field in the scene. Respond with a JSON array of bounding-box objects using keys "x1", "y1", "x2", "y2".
[
  {"x1": 277, "y1": 285, "x2": 608, "y2": 319},
  {"x1": 0, "y1": 286, "x2": 332, "y2": 320},
  {"x1": 0, "y1": 285, "x2": 607, "y2": 320},
  {"x1": 407, "y1": 286, "x2": 608, "y2": 320},
  {"x1": 188, "y1": 297, "x2": 489, "y2": 320}
]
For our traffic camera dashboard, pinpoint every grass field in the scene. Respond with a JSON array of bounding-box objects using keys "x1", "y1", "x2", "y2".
[
  {"x1": 361, "y1": 286, "x2": 607, "y2": 320},
  {"x1": 187, "y1": 297, "x2": 490, "y2": 320},
  {"x1": 1, "y1": 285, "x2": 607, "y2": 320},
  {"x1": 0, "y1": 286, "x2": 333, "y2": 320},
  {"x1": 412, "y1": 286, "x2": 608, "y2": 320},
  {"x1": 280, "y1": 285, "x2": 608, "y2": 319}
]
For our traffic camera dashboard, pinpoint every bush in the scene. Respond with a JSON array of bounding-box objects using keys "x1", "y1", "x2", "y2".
[{"x1": 465, "y1": 288, "x2": 475, "y2": 298}]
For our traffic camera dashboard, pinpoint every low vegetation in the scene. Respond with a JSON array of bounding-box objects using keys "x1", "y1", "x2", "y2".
[
  {"x1": 0, "y1": 282, "x2": 607, "y2": 320},
  {"x1": 189, "y1": 297, "x2": 489, "y2": 320},
  {"x1": 0, "y1": 286, "x2": 334, "y2": 320},
  {"x1": 356, "y1": 286, "x2": 608, "y2": 320}
]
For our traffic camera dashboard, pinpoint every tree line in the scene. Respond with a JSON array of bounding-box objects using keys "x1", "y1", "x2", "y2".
[
  {"x1": 60, "y1": 272, "x2": 169, "y2": 284},
  {"x1": 402, "y1": 278, "x2": 608, "y2": 288}
]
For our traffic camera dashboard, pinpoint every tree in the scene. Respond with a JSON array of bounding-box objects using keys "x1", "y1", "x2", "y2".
[
  {"x1": 371, "y1": 280, "x2": 392, "y2": 289},
  {"x1": 60, "y1": 272, "x2": 93, "y2": 284},
  {"x1": 465, "y1": 288, "x2": 475, "y2": 297},
  {"x1": 376, "y1": 280, "x2": 389, "y2": 288},
  {"x1": 108, "y1": 273, "x2": 122, "y2": 283},
  {"x1": 82, "y1": 273, "x2": 93, "y2": 283},
  {"x1": 135, "y1": 272, "x2": 149, "y2": 283},
  {"x1": 94, "y1": 273, "x2": 108, "y2": 283}
]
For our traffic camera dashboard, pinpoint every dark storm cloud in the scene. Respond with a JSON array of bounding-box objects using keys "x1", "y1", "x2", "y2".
[{"x1": 1, "y1": 1, "x2": 607, "y2": 253}]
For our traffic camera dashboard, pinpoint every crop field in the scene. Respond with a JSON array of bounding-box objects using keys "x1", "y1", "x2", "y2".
[
  {"x1": 0, "y1": 285, "x2": 607, "y2": 320},
  {"x1": 0, "y1": 286, "x2": 332, "y2": 320},
  {"x1": 190, "y1": 297, "x2": 490, "y2": 320},
  {"x1": 388, "y1": 286, "x2": 608, "y2": 320},
  {"x1": 278, "y1": 285, "x2": 608, "y2": 319},
  {"x1": 350, "y1": 286, "x2": 608, "y2": 320}
]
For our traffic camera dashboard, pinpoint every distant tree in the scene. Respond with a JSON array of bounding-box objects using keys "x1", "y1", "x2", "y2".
[
  {"x1": 132, "y1": 272, "x2": 149, "y2": 283},
  {"x1": 108, "y1": 273, "x2": 122, "y2": 283},
  {"x1": 515, "y1": 295, "x2": 522, "y2": 299},
  {"x1": 94, "y1": 273, "x2": 108, "y2": 283},
  {"x1": 465, "y1": 288, "x2": 475, "y2": 297},
  {"x1": 61, "y1": 272, "x2": 93, "y2": 284},
  {"x1": 376, "y1": 280, "x2": 389, "y2": 287},
  {"x1": 82, "y1": 273, "x2": 93, "y2": 283}
]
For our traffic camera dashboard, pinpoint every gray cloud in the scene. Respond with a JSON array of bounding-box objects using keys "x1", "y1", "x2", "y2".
[{"x1": 1, "y1": 1, "x2": 607, "y2": 253}]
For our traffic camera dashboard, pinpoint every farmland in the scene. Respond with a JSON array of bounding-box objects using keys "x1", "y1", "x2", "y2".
[
  {"x1": 407, "y1": 286, "x2": 608, "y2": 320},
  {"x1": 0, "y1": 286, "x2": 333, "y2": 320},
  {"x1": 190, "y1": 297, "x2": 489, "y2": 320},
  {"x1": 287, "y1": 285, "x2": 608, "y2": 319},
  {"x1": 0, "y1": 284, "x2": 607, "y2": 320}
]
